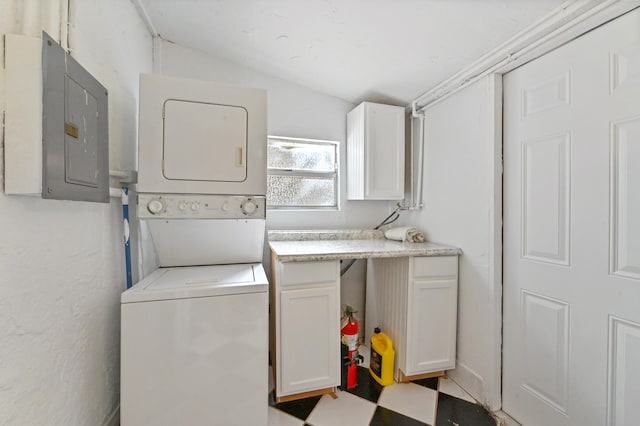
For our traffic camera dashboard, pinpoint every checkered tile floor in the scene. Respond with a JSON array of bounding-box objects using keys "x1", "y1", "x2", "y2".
[{"x1": 268, "y1": 367, "x2": 497, "y2": 426}]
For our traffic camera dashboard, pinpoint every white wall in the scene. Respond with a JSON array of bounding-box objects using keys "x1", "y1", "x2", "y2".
[
  {"x1": 403, "y1": 75, "x2": 502, "y2": 410},
  {"x1": 0, "y1": 1, "x2": 152, "y2": 425},
  {"x1": 153, "y1": 40, "x2": 397, "y2": 332},
  {"x1": 154, "y1": 40, "x2": 395, "y2": 231}
]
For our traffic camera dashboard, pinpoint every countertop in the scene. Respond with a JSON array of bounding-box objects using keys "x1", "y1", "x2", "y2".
[{"x1": 268, "y1": 229, "x2": 462, "y2": 262}]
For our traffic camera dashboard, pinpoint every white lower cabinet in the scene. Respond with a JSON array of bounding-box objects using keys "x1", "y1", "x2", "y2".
[
  {"x1": 368, "y1": 255, "x2": 458, "y2": 380},
  {"x1": 272, "y1": 260, "x2": 340, "y2": 400},
  {"x1": 272, "y1": 255, "x2": 458, "y2": 400},
  {"x1": 280, "y1": 286, "x2": 339, "y2": 394},
  {"x1": 406, "y1": 278, "x2": 457, "y2": 375}
]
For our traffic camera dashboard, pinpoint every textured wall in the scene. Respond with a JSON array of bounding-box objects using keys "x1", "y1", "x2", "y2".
[{"x1": 0, "y1": 1, "x2": 151, "y2": 425}]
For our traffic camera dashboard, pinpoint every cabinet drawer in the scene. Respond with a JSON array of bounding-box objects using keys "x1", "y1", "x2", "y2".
[
  {"x1": 412, "y1": 256, "x2": 458, "y2": 279},
  {"x1": 279, "y1": 260, "x2": 339, "y2": 287}
]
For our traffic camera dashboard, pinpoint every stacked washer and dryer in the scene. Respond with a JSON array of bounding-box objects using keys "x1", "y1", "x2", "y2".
[{"x1": 120, "y1": 75, "x2": 269, "y2": 426}]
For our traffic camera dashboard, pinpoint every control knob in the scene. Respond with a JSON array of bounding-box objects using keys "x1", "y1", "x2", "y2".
[
  {"x1": 241, "y1": 200, "x2": 258, "y2": 215},
  {"x1": 147, "y1": 198, "x2": 165, "y2": 215}
]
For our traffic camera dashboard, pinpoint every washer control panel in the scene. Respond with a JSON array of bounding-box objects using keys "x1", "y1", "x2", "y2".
[{"x1": 138, "y1": 194, "x2": 266, "y2": 219}]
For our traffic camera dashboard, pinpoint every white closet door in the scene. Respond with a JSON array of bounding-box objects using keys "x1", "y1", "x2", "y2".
[{"x1": 503, "y1": 8, "x2": 640, "y2": 426}]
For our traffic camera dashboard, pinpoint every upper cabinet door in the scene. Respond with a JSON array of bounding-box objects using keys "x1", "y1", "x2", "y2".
[{"x1": 347, "y1": 102, "x2": 405, "y2": 200}]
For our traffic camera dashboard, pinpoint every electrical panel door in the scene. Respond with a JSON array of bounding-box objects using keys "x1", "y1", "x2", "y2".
[{"x1": 42, "y1": 32, "x2": 109, "y2": 202}]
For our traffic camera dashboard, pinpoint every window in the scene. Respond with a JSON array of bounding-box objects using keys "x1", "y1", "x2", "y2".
[{"x1": 267, "y1": 136, "x2": 339, "y2": 209}]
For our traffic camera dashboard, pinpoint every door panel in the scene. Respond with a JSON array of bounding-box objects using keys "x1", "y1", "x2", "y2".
[
  {"x1": 522, "y1": 132, "x2": 571, "y2": 265},
  {"x1": 521, "y1": 71, "x2": 571, "y2": 118},
  {"x1": 503, "y1": 8, "x2": 640, "y2": 426},
  {"x1": 520, "y1": 290, "x2": 569, "y2": 414},
  {"x1": 608, "y1": 317, "x2": 640, "y2": 425},
  {"x1": 279, "y1": 286, "x2": 339, "y2": 395},
  {"x1": 609, "y1": 40, "x2": 640, "y2": 94},
  {"x1": 610, "y1": 116, "x2": 640, "y2": 279},
  {"x1": 407, "y1": 279, "x2": 457, "y2": 374}
]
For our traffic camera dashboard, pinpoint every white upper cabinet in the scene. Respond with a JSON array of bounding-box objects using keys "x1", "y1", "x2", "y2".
[{"x1": 347, "y1": 102, "x2": 405, "y2": 200}]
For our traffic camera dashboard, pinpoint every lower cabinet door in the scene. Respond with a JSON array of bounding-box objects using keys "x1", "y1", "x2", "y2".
[
  {"x1": 406, "y1": 279, "x2": 457, "y2": 375},
  {"x1": 279, "y1": 285, "x2": 340, "y2": 395}
]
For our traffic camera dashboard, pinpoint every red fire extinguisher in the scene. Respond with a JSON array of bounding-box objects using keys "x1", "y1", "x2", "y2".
[
  {"x1": 341, "y1": 306, "x2": 363, "y2": 389},
  {"x1": 341, "y1": 305, "x2": 358, "y2": 358}
]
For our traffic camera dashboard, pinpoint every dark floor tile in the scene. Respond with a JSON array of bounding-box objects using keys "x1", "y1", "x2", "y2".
[
  {"x1": 344, "y1": 366, "x2": 384, "y2": 403},
  {"x1": 271, "y1": 394, "x2": 322, "y2": 421},
  {"x1": 436, "y1": 393, "x2": 496, "y2": 426},
  {"x1": 412, "y1": 376, "x2": 439, "y2": 391},
  {"x1": 370, "y1": 406, "x2": 431, "y2": 426}
]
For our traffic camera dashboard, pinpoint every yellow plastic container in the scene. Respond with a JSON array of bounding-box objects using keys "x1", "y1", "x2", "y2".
[{"x1": 369, "y1": 327, "x2": 395, "y2": 386}]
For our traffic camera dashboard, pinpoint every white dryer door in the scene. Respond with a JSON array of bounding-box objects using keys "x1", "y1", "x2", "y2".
[{"x1": 163, "y1": 100, "x2": 247, "y2": 183}]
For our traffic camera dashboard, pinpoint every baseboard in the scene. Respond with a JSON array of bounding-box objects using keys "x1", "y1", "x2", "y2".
[
  {"x1": 104, "y1": 404, "x2": 120, "y2": 426},
  {"x1": 447, "y1": 360, "x2": 487, "y2": 406},
  {"x1": 494, "y1": 410, "x2": 522, "y2": 426}
]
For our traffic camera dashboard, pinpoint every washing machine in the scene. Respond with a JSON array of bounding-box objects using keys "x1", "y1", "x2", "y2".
[
  {"x1": 121, "y1": 74, "x2": 269, "y2": 425},
  {"x1": 121, "y1": 264, "x2": 268, "y2": 426}
]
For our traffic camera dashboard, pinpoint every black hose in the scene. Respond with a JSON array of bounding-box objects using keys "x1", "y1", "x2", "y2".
[{"x1": 340, "y1": 204, "x2": 403, "y2": 276}]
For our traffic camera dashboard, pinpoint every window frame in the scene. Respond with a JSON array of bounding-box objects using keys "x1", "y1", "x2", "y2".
[{"x1": 266, "y1": 135, "x2": 340, "y2": 210}]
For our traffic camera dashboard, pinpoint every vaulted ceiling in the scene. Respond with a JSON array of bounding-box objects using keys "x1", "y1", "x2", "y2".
[{"x1": 135, "y1": 0, "x2": 567, "y2": 105}]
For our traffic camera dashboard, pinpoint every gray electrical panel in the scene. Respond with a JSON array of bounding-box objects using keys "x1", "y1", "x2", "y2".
[{"x1": 42, "y1": 32, "x2": 109, "y2": 203}]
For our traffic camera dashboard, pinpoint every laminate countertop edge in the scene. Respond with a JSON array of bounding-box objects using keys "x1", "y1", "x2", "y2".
[{"x1": 268, "y1": 238, "x2": 462, "y2": 262}]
